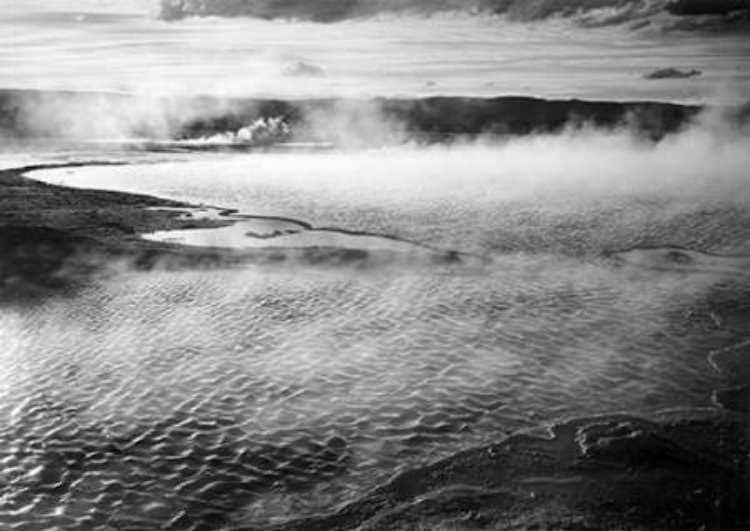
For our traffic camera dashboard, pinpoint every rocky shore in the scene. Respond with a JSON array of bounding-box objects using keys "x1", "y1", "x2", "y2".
[
  {"x1": 256, "y1": 414, "x2": 749, "y2": 531},
  {"x1": 0, "y1": 163, "x2": 466, "y2": 298},
  {"x1": 0, "y1": 163, "x2": 248, "y2": 296}
]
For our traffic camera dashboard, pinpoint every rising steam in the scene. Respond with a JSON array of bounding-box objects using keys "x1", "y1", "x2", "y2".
[{"x1": 187, "y1": 117, "x2": 291, "y2": 146}]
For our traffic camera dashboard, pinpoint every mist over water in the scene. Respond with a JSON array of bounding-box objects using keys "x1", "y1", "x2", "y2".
[
  {"x1": 10, "y1": 117, "x2": 750, "y2": 525},
  {"x1": 29, "y1": 114, "x2": 750, "y2": 255}
]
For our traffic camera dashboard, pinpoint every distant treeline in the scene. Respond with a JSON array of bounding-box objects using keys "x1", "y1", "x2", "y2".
[{"x1": 0, "y1": 88, "x2": 710, "y2": 144}]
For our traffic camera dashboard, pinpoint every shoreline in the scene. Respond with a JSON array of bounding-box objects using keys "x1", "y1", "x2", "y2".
[
  {"x1": 0, "y1": 162, "x2": 473, "y2": 298},
  {"x1": 0, "y1": 162, "x2": 245, "y2": 296},
  {"x1": 2, "y1": 160, "x2": 749, "y2": 529}
]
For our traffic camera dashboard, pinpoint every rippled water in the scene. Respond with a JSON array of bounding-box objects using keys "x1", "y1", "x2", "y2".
[
  {"x1": 4, "y1": 141, "x2": 750, "y2": 528},
  {"x1": 0, "y1": 254, "x2": 736, "y2": 529}
]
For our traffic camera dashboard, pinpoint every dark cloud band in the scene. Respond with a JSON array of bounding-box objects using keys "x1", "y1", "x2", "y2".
[{"x1": 159, "y1": 0, "x2": 750, "y2": 30}]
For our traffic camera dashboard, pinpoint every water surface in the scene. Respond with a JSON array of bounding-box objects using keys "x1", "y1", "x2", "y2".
[{"x1": 5, "y1": 142, "x2": 749, "y2": 528}]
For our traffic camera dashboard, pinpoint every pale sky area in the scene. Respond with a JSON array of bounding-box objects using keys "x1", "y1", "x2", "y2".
[{"x1": 1, "y1": 0, "x2": 748, "y2": 101}]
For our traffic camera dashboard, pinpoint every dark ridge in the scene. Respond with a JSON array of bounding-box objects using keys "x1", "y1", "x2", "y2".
[
  {"x1": 0, "y1": 88, "x2": 705, "y2": 144},
  {"x1": 168, "y1": 96, "x2": 704, "y2": 142},
  {"x1": 381, "y1": 96, "x2": 699, "y2": 139}
]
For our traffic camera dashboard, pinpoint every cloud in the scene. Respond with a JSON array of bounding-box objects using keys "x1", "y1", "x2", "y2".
[{"x1": 157, "y1": 0, "x2": 750, "y2": 33}]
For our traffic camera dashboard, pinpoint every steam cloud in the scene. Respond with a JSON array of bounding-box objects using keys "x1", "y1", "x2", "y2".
[
  {"x1": 29, "y1": 104, "x2": 750, "y2": 245},
  {"x1": 190, "y1": 117, "x2": 291, "y2": 146}
]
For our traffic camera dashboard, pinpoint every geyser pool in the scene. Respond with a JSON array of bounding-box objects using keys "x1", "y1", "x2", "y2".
[{"x1": 5, "y1": 138, "x2": 750, "y2": 527}]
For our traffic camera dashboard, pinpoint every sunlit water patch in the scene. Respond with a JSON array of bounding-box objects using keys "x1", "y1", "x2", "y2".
[{"x1": 144, "y1": 222, "x2": 442, "y2": 256}]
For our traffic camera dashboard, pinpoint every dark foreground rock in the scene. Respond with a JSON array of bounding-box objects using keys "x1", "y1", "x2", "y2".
[{"x1": 249, "y1": 415, "x2": 749, "y2": 531}]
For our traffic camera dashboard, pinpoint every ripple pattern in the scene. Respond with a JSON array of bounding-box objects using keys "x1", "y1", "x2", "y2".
[{"x1": 0, "y1": 252, "x2": 744, "y2": 528}]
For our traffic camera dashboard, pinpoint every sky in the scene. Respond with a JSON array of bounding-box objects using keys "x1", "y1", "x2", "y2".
[{"x1": 0, "y1": 0, "x2": 748, "y2": 101}]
